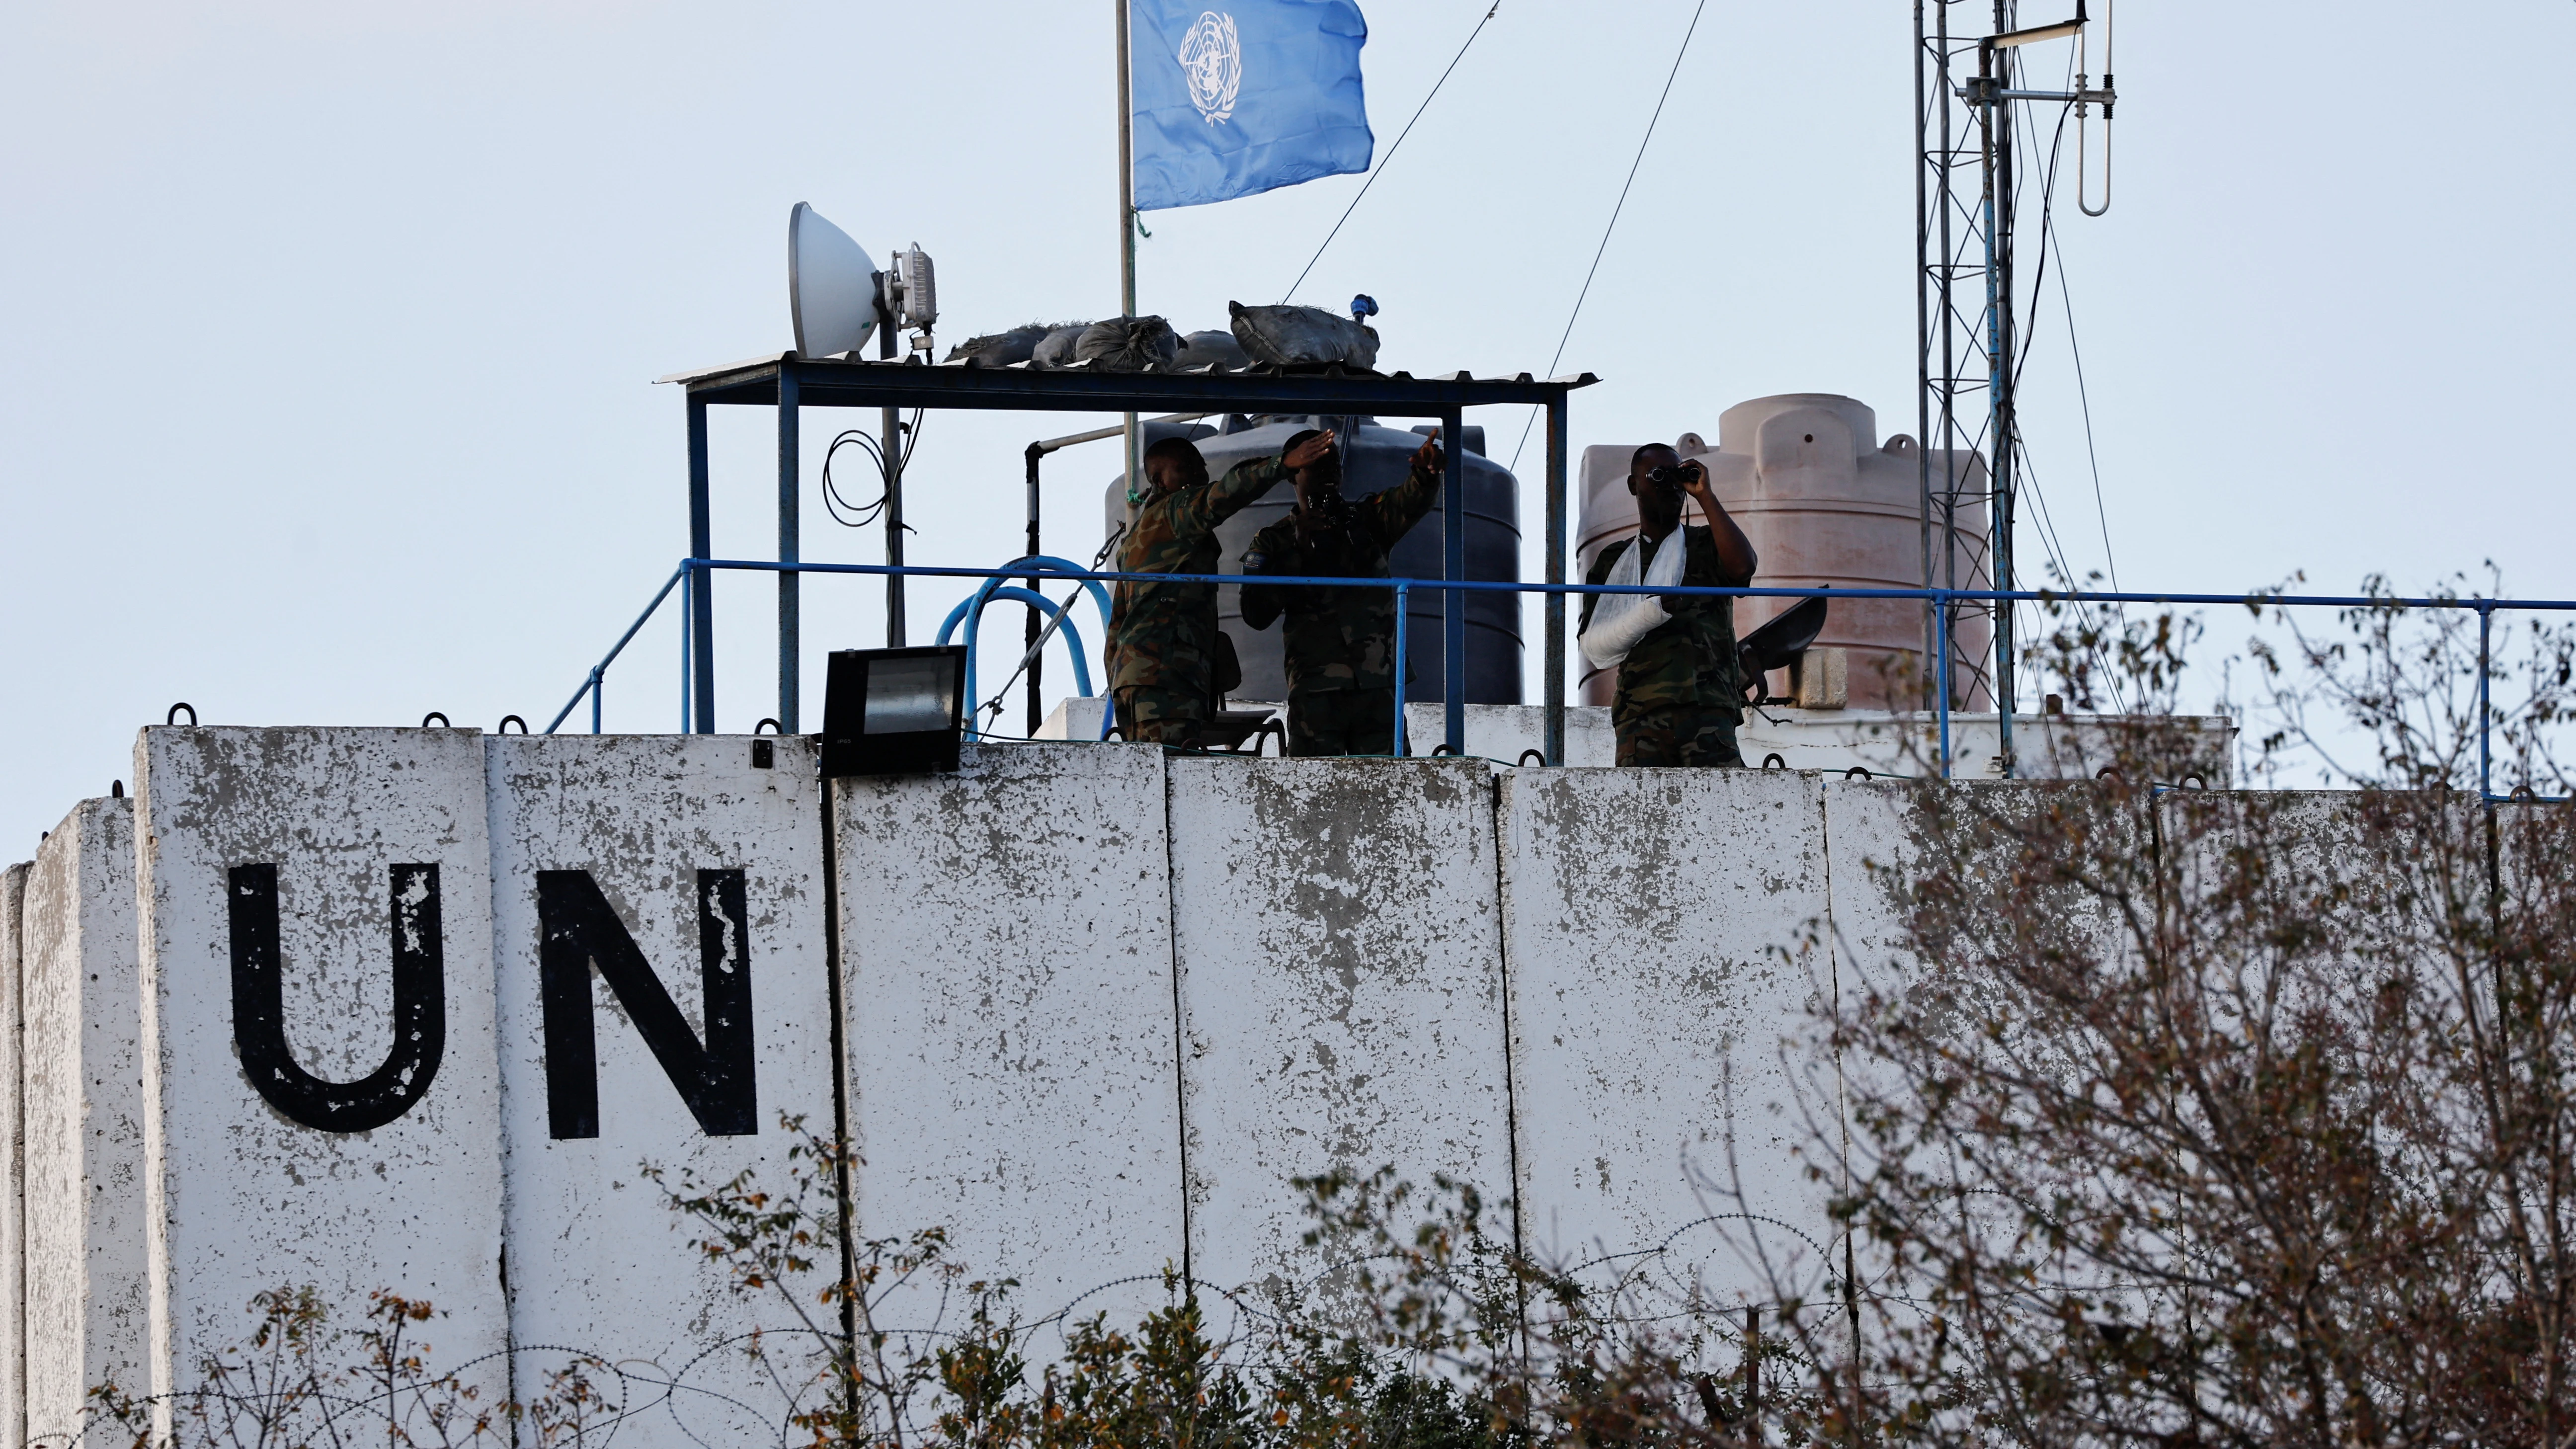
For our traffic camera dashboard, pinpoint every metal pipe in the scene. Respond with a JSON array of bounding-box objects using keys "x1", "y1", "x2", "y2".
[
  {"x1": 881, "y1": 315, "x2": 905, "y2": 647},
  {"x1": 1915, "y1": 0, "x2": 1937, "y2": 714},
  {"x1": 1035, "y1": 413, "x2": 1221, "y2": 456},
  {"x1": 675, "y1": 558, "x2": 2576, "y2": 616},
  {"x1": 1935, "y1": 0, "x2": 1962, "y2": 712},
  {"x1": 1392, "y1": 580, "x2": 1410, "y2": 756},
  {"x1": 777, "y1": 363, "x2": 802, "y2": 732},
  {"x1": 2479, "y1": 601, "x2": 2494, "y2": 799},
  {"x1": 1117, "y1": 0, "x2": 1141, "y2": 525},
  {"x1": 1543, "y1": 396, "x2": 1568, "y2": 765},
  {"x1": 688, "y1": 398, "x2": 715, "y2": 733},
  {"x1": 1442, "y1": 407, "x2": 1467, "y2": 755},
  {"x1": 544, "y1": 563, "x2": 688, "y2": 734},
  {"x1": 1979, "y1": 36, "x2": 2016, "y2": 776},
  {"x1": 592, "y1": 668, "x2": 604, "y2": 735},
  {"x1": 1026, "y1": 443, "x2": 1045, "y2": 735},
  {"x1": 613, "y1": 556, "x2": 2576, "y2": 774}
]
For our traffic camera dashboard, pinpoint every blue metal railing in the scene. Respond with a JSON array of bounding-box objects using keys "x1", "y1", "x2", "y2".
[{"x1": 550, "y1": 557, "x2": 2576, "y2": 802}]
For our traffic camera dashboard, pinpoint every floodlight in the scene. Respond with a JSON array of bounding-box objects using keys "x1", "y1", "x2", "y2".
[
  {"x1": 788, "y1": 202, "x2": 880, "y2": 358},
  {"x1": 820, "y1": 646, "x2": 967, "y2": 777}
]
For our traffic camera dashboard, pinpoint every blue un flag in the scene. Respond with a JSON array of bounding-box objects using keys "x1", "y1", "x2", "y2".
[{"x1": 1130, "y1": 0, "x2": 1373, "y2": 211}]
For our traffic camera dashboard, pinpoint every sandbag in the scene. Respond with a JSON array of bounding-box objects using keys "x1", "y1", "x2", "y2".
[
  {"x1": 1227, "y1": 301, "x2": 1380, "y2": 369},
  {"x1": 944, "y1": 323, "x2": 1051, "y2": 367},
  {"x1": 1176, "y1": 328, "x2": 1250, "y2": 372},
  {"x1": 1074, "y1": 315, "x2": 1181, "y2": 372},
  {"x1": 1031, "y1": 323, "x2": 1092, "y2": 369}
]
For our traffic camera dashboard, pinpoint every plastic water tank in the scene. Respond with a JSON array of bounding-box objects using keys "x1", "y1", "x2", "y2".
[
  {"x1": 1103, "y1": 414, "x2": 1523, "y2": 705},
  {"x1": 1573, "y1": 394, "x2": 1992, "y2": 710}
]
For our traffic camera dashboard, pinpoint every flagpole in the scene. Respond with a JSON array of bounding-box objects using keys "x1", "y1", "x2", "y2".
[{"x1": 1116, "y1": 0, "x2": 1139, "y2": 501}]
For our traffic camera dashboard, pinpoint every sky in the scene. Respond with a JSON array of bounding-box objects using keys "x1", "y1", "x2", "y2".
[{"x1": 4, "y1": 0, "x2": 2572, "y2": 846}]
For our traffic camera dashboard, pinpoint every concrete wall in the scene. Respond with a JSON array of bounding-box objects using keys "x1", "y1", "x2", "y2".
[
  {"x1": 134, "y1": 727, "x2": 511, "y2": 1423},
  {"x1": 21, "y1": 798, "x2": 143, "y2": 1445},
  {"x1": 1503, "y1": 769, "x2": 1837, "y2": 1304},
  {"x1": 835, "y1": 743, "x2": 1188, "y2": 1339},
  {"x1": 2, "y1": 860, "x2": 29, "y2": 1449},
  {"x1": 486, "y1": 732, "x2": 836, "y2": 1446},
  {"x1": 17, "y1": 725, "x2": 2357, "y2": 1437},
  {"x1": 1169, "y1": 757, "x2": 1512, "y2": 1317}
]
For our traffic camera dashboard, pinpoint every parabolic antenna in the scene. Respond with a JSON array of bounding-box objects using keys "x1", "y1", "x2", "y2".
[{"x1": 789, "y1": 202, "x2": 878, "y2": 357}]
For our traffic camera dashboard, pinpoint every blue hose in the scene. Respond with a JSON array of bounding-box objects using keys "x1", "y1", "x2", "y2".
[{"x1": 935, "y1": 559, "x2": 1118, "y2": 739}]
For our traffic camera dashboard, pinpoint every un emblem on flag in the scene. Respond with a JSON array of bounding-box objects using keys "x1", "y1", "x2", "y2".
[{"x1": 1178, "y1": 11, "x2": 1242, "y2": 124}]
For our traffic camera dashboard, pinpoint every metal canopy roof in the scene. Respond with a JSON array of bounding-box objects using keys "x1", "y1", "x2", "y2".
[
  {"x1": 659, "y1": 352, "x2": 1598, "y2": 414},
  {"x1": 666, "y1": 349, "x2": 1588, "y2": 763}
]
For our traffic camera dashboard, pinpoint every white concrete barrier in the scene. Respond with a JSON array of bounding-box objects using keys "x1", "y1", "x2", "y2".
[
  {"x1": 3, "y1": 858, "x2": 33, "y2": 1449},
  {"x1": 1402, "y1": 704, "x2": 1618, "y2": 765},
  {"x1": 8, "y1": 721, "x2": 2334, "y2": 1428},
  {"x1": 134, "y1": 728, "x2": 509, "y2": 1424},
  {"x1": 835, "y1": 743, "x2": 1187, "y2": 1336},
  {"x1": 1502, "y1": 768, "x2": 1838, "y2": 1306},
  {"x1": 21, "y1": 798, "x2": 144, "y2": 1446},
  {"x1": 1167, "y1": 757, "x2": 1513, "y2": 1313},
  {"x1": 485, "y1": 732, "x2": 838, "y2": 1445}
]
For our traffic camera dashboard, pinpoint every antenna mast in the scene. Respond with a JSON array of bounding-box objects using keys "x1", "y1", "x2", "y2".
[{"x1": 1915, "y1": 0, "x2": 2113, "y2": 777}]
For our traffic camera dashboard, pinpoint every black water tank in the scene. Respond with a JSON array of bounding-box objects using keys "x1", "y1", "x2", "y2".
[{"x1": 1102, "y1": 414, "x2": 1522, "y2": 704}]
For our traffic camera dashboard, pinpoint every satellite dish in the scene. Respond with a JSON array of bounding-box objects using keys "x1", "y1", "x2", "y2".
[{"x1": 789, "y1": 202, "x2": 879, "y2": 357}]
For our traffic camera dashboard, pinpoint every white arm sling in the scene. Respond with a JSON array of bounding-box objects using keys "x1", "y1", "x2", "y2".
[{"x1": 1578, "y1": 531, "x2": 1689, "y2": 671}]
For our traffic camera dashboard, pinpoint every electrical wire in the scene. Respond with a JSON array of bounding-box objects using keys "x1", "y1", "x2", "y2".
[
  {"x1": 1282, "y1": 1, "x2": 1502, "y2": 305},
  {"x1": 818, "y1": 411, "x2": 925, "y2": 531},
  {"x1": 1999, "y1": 66, "x2": 2129, "y2": 714},
  {"x1": 1507, "y1": 0, "x2": 1709, "y2": 475}
]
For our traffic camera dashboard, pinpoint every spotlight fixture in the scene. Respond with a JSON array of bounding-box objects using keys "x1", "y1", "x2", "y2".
[{"x1": 820, "y1": 646, "x2": 967, "y2": 777}]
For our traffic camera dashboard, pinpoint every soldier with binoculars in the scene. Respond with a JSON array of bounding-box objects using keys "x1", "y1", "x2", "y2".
[{"x1": 1576, "y1": 443, "x2": 1760, "y2": 767}]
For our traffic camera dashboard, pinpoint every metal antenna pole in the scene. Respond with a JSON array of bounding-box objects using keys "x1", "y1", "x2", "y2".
[
  {"x1": 1117, "y1": 0, "x2": 1140, "y2": 506},
  {"x1": 881, "y1": 308, "x2": 905, "y2": 647},
  {"x1": 1920, "y1": 0, "x2": 1981, "y2": 721},
  {"x1": 1979, "y1": 28, "x2": 2018, "y2": 775},
  {"x1": 1914, "y1": 0, "x2": 1936, "y2": 711}
]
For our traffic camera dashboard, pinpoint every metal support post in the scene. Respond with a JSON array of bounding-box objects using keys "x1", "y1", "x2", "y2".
[
  {"x1": 591, "y1": 668, "x2": 604, "y2": 736},
  {"x1": 1543, "y1": 396, "x2": 1568, "y2": 765},
  {"x1": 688, "y1": 398, "x2": 715, "y2": 733},
  {"x1": 1392, "y1": 580, "x2": 1410, "y2": 757},
  {"x1": 1026, "y1": 443, "x2": 1046, "y2": 735},
  {"x1": 778, "y1": 364, "x2": 802, "y2": 732},
  {"x1": 1978, "y1": 35, "x2": 2017, "y2": 776},
  {"x1": 1117, "y1": 0, "x2": 1142, "y2": 520},
  {"x1": 2479, "y1": 601, "x2": 2494, "y2": 799},
  {"x1": 1934, "y1": 597, "x2": 1954, "y2": 777},
  {"x1": 1915, "y1": 0, "x2": 1938, "y2": 710},
  {"x1": 1442, "y1": 407, "x2": 1467, "y2": 755},
  {"x1": 882, "y1": 312, "x2": 906, "y2": 647}
]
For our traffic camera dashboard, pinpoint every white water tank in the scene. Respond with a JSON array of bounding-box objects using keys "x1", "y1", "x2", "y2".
[{"x1": 1574, "y1": 393, "x2": 1992, "y2": 710}]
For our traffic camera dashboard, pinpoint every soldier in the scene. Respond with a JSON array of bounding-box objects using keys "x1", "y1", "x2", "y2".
[
  {"x1": 1577, "y1": 443, "x2": 1759, "y2": 767},
  {"x1": 1239, "y1": 430, "x2": 1444, "y2": 756},
  {"x1": 1108, "y1": 429, "x2": 1337, "y2": 745}
]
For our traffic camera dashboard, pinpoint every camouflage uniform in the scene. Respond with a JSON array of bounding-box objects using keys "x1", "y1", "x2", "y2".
[
  {"x1": 1108, "y1": 455, "x2": 1289, "y2": 744},
  {"x1": 1580, "y1": 525, "x2": 1750, "y2": 768},
  {"x1": 1238, "y1": 459, "x2": 1441, "y2": 757},
  {"x1": 1281, "y1": 688, "x2": 1398, "y2": 758}
]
